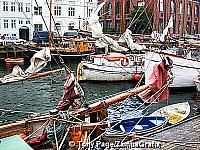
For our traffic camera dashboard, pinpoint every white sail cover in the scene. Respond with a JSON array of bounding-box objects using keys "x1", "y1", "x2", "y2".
[
  {"x1": 160, "y1": 15, "x2": 173, "y2": 42},
  {"x1": 88, "y1": 2, "x2": 128, "y2": 52},
  {"x1": 0, "y1": 48, "x2": 51, "y2": 84},
  {"x1": 88, "y1": 2, "x2": 104, "y2": 38},
  {"x1": 118, "y1": 29, "x2": 146, "y2": 50}
]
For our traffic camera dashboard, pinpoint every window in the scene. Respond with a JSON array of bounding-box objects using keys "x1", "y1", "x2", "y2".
[
  {"x1": 68, "y1": 22, "x2": 75, "y2": 30},
  {"x1": 195, "y1": 5, "x2": 198, "y2": 17},
  {"x1": 116, "y1": 2, "x2": 120, "y2": 15},
  {"x1": 69, "y1": 1, "x2": 75, "y2": 4},
  {"x1": 34, "y1": 24, "x2": 43, "y2": 31},
  {"x1": 68, "y1": 7, "x2": 75, "y2": 16},
  {"x1": 54, "y1": 23, "x2": 61, "y2": 32},
  {"x1": 26, "y1": 20, "x2": 30, "y2": 24},
  {"x1": 11, "y1": 20, "x2": 16, "y2": 28},
  {"x1": 108, "y1": 3, "x2": 112, "y2": 16},
  {"x1": 12, "y1": 34, "x2": 16, "y2": 37},
  {"x1": 18, "y1": 2, "x2": 23, "y2": 12},
  {"x1": 26, "y1": 3, "x2": 31, "y2": 12},
  {"x1": 171, "y1": 1, "x2": 175, "y2": 14},
  {"x1": 125, "y1": 1, "x2": 130, "y2": 14},
  {"x1": 54, "y1": 6, "x2": 61, "y2": 16},
  {"x1": 187, "y1": 3, "x2": 192, "y2": 16},
  {"x1": 11, "y1": 2, "x2": 16, "y2": 12},
  {"x1": 179, "y1": 2, "x2": 182, "y2": 15},
  {"x1": 88, "y1": 9, "x2": 92, "y2": 17},
  {"x1": 19, "y1": 19, "x2": 23, "y2": 24},
  {"x1": 34, "y1": 7, "x2": 42, "y2": 15},
  {"x1": 160, "y1": 0, "x2": 164, "y2": 12},
  {"x1": 4, "y1": 19, "x2": 8, "y2": 28},
  {"x1": 3, "y1": 1, "x2": 8, "y2": 11}
]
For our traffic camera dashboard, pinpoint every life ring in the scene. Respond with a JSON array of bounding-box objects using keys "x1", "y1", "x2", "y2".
[
  {"x1": 121, "y1": 57, "x2": 129, "y2": 66},
  {"x1": 88, "y1": 43, "x2": 93, "y2": 48}
]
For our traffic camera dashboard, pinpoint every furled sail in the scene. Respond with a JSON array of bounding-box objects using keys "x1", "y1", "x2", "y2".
[
  {"x1": 88, "y1": 2, "x2": 128, "y2": 52},
  {"x1": 56, "y1": 72, "x2": 84, "y2": 111},
  {"x1": 118, "y1": 29, "x2": 146, "y2": 50},
  {"x1": 160, "y1": 15, "x2": 173, "y2": 42},
  {"x1": 0, "y1": 48, "x2": 51, "y2": 84}
]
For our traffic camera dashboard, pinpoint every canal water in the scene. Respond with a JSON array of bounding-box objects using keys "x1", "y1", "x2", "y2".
[{"x1": 0, "y1": 59, "x2": 199, "y2": 123}]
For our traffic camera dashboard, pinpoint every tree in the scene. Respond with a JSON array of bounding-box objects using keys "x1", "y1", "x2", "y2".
[{"x1": 129, "y1": 6, "x2": 152, "y2": 34}]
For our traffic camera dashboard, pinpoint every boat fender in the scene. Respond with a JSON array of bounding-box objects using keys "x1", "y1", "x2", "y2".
[
  {"x1": 133, "y1": 74, "x2": 142, "y2": 81},
  {"x1": 121, "y1": 57, "x2": 129, "y2": 66}
]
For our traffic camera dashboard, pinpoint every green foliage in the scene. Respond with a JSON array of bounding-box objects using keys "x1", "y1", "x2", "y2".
[{"x1": 129, "y1": 6, "x2": 152, "y2": 34}]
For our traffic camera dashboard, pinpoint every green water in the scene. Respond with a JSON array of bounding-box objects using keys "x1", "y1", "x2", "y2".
[{"x1": 0, "y1": 60, "x2": 199, "y2": 123}]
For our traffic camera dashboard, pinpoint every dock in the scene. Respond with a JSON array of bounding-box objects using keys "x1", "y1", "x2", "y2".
[{"x1": 137, "y1": 115, "x2": 200, "y2": 150}]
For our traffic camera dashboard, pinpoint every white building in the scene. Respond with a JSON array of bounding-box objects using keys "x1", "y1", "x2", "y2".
[
  {"x1": 32, "y1": 0, "x2": 97, "y2": 36},
  {"x1": 0, "y1": 0, "x2": 97, "y2": 41},
  {"x1": 0, "y1": 0, "x2": 32, "y2": 41}
]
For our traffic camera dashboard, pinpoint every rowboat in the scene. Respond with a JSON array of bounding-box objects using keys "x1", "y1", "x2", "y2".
[
  {"x1": 77, "y1": 53, "x2": 144, "y2": 81},
  {"x1": 150, "y1": 102, "x2": 190, "y2": 124},
  {"x1": 107, "y1": 116, "x2": 168, "y2": 135},
  {"x1": 5, "y1": 58, "x2": 24, "y2": 63},
  {"x1": 103, "y1": 116, "x2": 168, "y2": 142}
]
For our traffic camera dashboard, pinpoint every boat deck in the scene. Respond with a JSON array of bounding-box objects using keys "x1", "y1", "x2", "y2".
[{"x1": 139, "y1": 115, "x2": 200, "y2": 150}]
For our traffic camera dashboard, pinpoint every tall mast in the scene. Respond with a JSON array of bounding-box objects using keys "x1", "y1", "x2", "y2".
[{"x1": 49, "y1": 0, "x2": 52, "y2": 47}]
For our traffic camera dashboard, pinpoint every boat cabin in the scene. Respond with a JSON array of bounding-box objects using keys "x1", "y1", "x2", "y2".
[{"x1": 89, "y1": 53, "x2": 144, "y2": 67}]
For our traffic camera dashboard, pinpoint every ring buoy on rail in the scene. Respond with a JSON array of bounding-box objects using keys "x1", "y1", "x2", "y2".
[
  {"x1": 88, "y1": 43, "x2": 93, "y2": 48},
  {"x1": 121, "y1": 57, "x2": 129, "y2": 66}
]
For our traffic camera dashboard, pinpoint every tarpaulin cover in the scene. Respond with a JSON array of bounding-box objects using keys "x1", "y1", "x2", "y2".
[{"x1": 138, "y1": 59, "x2": 171, "y2": 103}]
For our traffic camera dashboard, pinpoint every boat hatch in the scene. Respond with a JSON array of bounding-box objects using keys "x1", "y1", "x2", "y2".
[{"x1": 0, "y1": 135, "x2": 33, "y2": 150}]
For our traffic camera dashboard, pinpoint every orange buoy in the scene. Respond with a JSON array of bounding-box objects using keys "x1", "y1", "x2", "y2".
[{"x1": 133, "y1": 74, "x2": 141, "y2": 81}]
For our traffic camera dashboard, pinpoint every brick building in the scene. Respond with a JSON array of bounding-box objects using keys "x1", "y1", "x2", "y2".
[{"x1": 98, "y1": 0, "x2": 200, "y2": 36}]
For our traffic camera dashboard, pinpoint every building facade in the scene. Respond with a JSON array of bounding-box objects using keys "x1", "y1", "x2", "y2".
[
  {"x1": 0, "y1": 0, "x2": 32, "y2": 41},
  {"x1": 98, "y1": 0, "x2": 200, "y2": 36},
  {"x1": 153, "y1": 0, "x2": 200, "y2": 36},
  {"x1": 0, "y1": 0, "x2": 97, "y2": 41},
  {"x1": 33, "y1": 0, "x2": 97, "y2": 35}
]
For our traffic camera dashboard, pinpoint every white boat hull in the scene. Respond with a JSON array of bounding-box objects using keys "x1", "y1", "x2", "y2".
[
  {"x1": 77, "y1": 62, "x2": 144, "y2": 81},
  {"x1": 145, "y1": 51, "x2": 200, "y2": 88}
]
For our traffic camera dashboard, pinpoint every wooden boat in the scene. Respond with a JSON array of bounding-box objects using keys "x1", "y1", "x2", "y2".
[
  {"x1": 145, "y1": 50, "x2": 200, "y2": 88},
  {"x1": 77, "y1": 52, "x2": 144, "y2": 81},
  {"x1": 108, "y1": 116, "x2": 168, "y2": 135},
  {"x1": 5, "y1": 58, "x2": 24, "y2": 63},
  {"x1": 29, "y1": 38, "x2": 96, "y2": 58},
  {"x1": 0, "y1": 84, "x2": 149, "y2": 149},
  {"x1": 150, "y1": 102, "x2": 190, "y2": 124}
]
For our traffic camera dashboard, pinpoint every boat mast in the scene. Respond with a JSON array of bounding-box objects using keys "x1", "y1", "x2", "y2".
[{"x1": 49, "y1": 0, "x2": 52, "y2": 48}]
